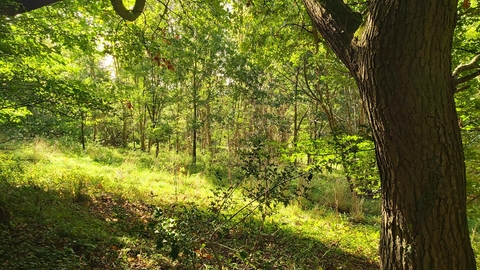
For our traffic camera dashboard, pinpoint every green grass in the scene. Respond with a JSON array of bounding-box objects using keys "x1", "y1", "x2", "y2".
[{"x1": 2, "y1": 137, "x2": 476, "y2": 268}]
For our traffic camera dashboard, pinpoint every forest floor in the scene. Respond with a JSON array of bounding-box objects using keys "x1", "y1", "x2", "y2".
[
  {"x1": 1, "y1": 138, "x2": 475, "y2": 269},
  {"x1": 0, "y1": 189, "x2": 378, "y2": 269}
]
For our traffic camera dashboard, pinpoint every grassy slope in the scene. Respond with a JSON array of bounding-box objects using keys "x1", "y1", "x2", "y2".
[{"x1": 0, "y1": 138, "x2": 476, "y2": 269}]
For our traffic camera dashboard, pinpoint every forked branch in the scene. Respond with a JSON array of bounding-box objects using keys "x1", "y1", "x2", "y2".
[
  {"x1": 453, "y1": 54, "x2": 480, "y2": 91},
  {"x1": 453, "y1": 54, "x2": 480, "y2": 79},
  {"x1": 302, "y1": 0, "x2": 362, "y2": 70}
]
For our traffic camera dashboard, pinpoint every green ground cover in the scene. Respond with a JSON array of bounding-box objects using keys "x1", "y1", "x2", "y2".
[{"x1": 0, "y1": 138, "x2": 477, "y2": 269}]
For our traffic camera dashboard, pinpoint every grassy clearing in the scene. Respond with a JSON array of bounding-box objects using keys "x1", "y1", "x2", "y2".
[{"x1": 4, "y1": 137, "x2": 476, "y2": 268}]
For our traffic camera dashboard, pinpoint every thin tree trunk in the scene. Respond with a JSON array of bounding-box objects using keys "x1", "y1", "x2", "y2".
[
  {"x1": 192, "y1": 97, "x2": 197, "y2": 164},
  {"x1": 176, "y1": 101, "x2": 180, "y2": 154},
  {"x1": 140, "y1": 104, "x2": 147, "y2": 151},
  {"x1": 122, "y1": 104, "x2": 127, "y2": 148},
  {"x1": 293, "y1": 67, "x2": 300, "y2": 149},
  {"x1": 80, "y1": 110, "x2": 86, "y2": 151},
  {"x1": 140, "y1": 78, "x2": 147, "y2": 152},
  {"x1": 93, "y1": 115, "x2": 97, "y2": 142},
  {"x1": 205, "y1": 102, "x2": 212, "y2": 153},
  {"x1": 192, "y1": 54, "x2": 198, "y2": 165}
]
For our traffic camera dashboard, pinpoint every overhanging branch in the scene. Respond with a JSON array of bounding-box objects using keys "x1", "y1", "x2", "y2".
[
  {"x1": 302, "y1": 0, "x2": 361, "y2": 69},
  {"x1": 0, "y1": 0, "x2": 61, "y2": 15},
  {"x1": 453, "y1": 54, "x2": 480, "y2": 78},
  {"x1": 110, "y1": 0, "x2": 146, "y2": 21},
  {"x1": 455, "y1": 69, "x2": 480, "y2": 86},
  {"x1": 0, "y1": 0, "x2": 146, "y2": 22},
  {"x1": 453, "y1": 54, "x2": 480, "y2": 91}
]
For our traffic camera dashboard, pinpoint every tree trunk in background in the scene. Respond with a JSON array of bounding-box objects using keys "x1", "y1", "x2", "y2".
[
  {"x1": 122, "y1": 104, "x2": 128, "y2": 148},
  {"x1": 192, "y1": 93, "x2": 197, "y2": 165},
  {"x1": 191, "y1": 55, "x2": 199, "y2": 165},
  {"x1": 204, "y1": 102, "x2": 212, "y2": 153},
  {"x1": 93, "y1": 115, "x2": 97, "y2": 142},
  {"x1": 304, "y1": 0, "x2": 476, "y2": 268},
  {"x1": 140, "y1": 104, "x2": 147, "y2": 152},
  {"x1": 175, "y1": 101, "x2": 181, "y2": 154},
  {"x1": 80, "y1": 110, "x2": 86, "y2": 151},
  {"x1": 293, "y1": 67, "x2": 300, "y2": 149}
]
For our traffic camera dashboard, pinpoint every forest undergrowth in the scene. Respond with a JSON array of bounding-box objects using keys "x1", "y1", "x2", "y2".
[{"x1": 0, "y1": 138, "x2": 477, "y2": 269}]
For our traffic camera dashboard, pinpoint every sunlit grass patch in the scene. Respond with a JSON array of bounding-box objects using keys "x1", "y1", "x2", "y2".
[
  {"x1": 0, "y1": 138, "x2": 384, "y2": 269},
  {"x1": 2, "y1": 139, "x2": 211, "y2": 205},
  {"x1": 275, "y1": 202, "x2": 380, "y2": 260}
]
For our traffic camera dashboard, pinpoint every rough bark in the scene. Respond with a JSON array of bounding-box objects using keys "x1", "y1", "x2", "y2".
[{"x1": 303, "y1": 0, "x2": 476, "y2": 269}]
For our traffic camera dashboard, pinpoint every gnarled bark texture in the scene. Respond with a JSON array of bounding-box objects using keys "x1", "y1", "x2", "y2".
[{"x1": 303, "y1": 0, "x2": 477, "y2": 269}]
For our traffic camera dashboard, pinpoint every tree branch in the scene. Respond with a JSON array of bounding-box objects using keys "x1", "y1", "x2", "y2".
[
  {"x1": 455, "y1": 69, "x2": 480, "y2": 86},
  {"x1": 452, "y1": 54, "x2": 480, "y2": 90},
  {"x1": 302, "y1": 0, "x2": 361, "y2": 69},
  {"x1": 0, "y1": 0, "x2": 61, "y2": 15},
  {"x1": 110, "y1": 0, "x2": 146, "y2": 21},
  {"x1": 0, "y1": 0, "x2": 146, "y2": 22},
  {"x1": 455, "y1": 85, "x2": 470, "y2": 94},
  {"x1": 453, "y1": 54, "x2": 480, "y2": 79}
]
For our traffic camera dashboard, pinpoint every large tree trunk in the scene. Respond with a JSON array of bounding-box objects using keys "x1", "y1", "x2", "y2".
[
  {"x1": 358, "y1": 2, "x2": 475, "y2": 269},
  {"x1": 303, "y1": 0, "x2": 476, "y2": 269}
]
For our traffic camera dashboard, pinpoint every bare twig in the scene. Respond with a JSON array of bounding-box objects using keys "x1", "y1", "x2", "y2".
[{"x1": 468, "y1": 193, "x2": 480, "y2": 204}]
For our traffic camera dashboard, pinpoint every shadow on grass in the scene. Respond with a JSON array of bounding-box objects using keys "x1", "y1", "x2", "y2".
[
  {"x1": 0, "y1": 182, "x2": 158, "y2": 270},
  {"x1": 0, "y1": 178, "x2": 378, "y2": 270}
]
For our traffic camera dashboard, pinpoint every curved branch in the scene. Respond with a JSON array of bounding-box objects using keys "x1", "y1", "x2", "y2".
[
  {"x1": 110, "y1": 0, "x2": 145, "y2": 22},
  {"x1": 1, "y1": 0, "x2": 146, "y2": 22},
  {"x1": 0, "y1": 0, "x2": 61, "y2": 15}
]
